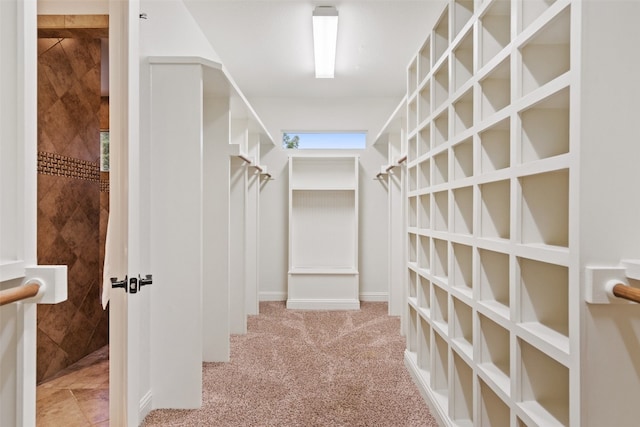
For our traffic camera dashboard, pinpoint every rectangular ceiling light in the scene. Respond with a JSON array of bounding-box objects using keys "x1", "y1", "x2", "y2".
[{"x1": 312, "y1": 6, "x2": 338, "y2": 79}]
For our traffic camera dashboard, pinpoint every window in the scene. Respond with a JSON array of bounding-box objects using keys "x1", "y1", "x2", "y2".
[{"x1": 282, "y1": 132, "x2": 366, "y2": 150}]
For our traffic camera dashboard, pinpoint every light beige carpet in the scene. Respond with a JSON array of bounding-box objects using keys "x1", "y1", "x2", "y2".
[{"x1": 142, "y1": 302, "x2": 437, "y2": 426}]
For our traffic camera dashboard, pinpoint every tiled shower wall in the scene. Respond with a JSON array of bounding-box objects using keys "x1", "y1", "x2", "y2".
[{"x1": 36, "y1": 37, "x2": 109, "y2": 383}]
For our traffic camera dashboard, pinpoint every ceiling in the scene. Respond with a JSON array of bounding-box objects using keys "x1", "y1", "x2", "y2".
[{"x1": 183, "y1": 1, "x2": 446, "y2": 100}]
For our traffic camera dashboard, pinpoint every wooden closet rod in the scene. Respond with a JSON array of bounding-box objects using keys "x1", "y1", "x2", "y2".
[
  {"x1": 0, "y1": 282, "x2": 41, "y2": 306},
  {"x1": 612, "y1": 283, "x2": 640, "y2": 304}
]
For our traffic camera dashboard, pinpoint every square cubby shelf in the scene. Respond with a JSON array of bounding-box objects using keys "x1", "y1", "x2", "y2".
[
  {"x1": 419, "y1": 275, "x2": 431, "y2": 313},
  {"x1": 520, "y1": 6, "x2": 570, "y2": 96},
  {"x1": 479, "y1": 379, "x2": 510, "y2": 427},
  {"x1": 480, "y1": 179, "x2": 510, "y2": 240},
  {"x1": 434, "y1": 149, "x2": 449, "y2": 184},
  {"x1": 453, "y1": 138, "x2": 473, "y2": 180},
  {"x1": 433, "y1": 283, "x2": 449, "y2": 333},
  {"x1": 453, "y1": 0, "x2": 474, "y2": 39},
  {"x1": 433, "y1": 331, "x2": 449, "y2": 405},
  {"x1": 408, "y1": 58, "x2": 418, "y2": 95},
  {"x1": 409, "y1": 164, "x2": 417, "y2": 192},
  {"x1": 409, "y1": 267, "x2": 418, "y2": 299},
  {"x1": 480, "y1": 57, "x2": 510, "y2": 120},
  {"x1": 419, "y1": 235, "x2": 431, "y2": 271},
  {"x1": 418, "y1": 159, "x2": 431, "y2": 189},
  {"x1": 433, "y1": 238, "x2": 449, "y2": 280},
  {"x1": 520, "y1": 169, "x2": 569, "y2": 248},
  {"x1": 480, "y1": 118, "x2": 510, "y2": 174},
  {"x1": 434, "y1": 60, "x2": 450, "y2": 110},
  {"x1": 433, "y1": 8, "x2": 449, "y2": 64},
  {"x1": 419, "y1": 83, "x2": 431, "y2": 124},
  {"x1": 520, "y1": 87, "x2": 569, "y2": 164},
  {"x1": 478, "y1": 313, "x2": 510, "y2": 394},
  {"x1": 452, "y1": 243, "x2": 473, "y2": 294},
  {"x1": 479, "y1": 0, "x2": 511, "y2": 67},
  {"x1": 418, "y1": 38, "x2": 431, "y2": 83},
  {"x1": 453, "y1": 89, "x2": 474, "y2": 136},
  {"x1": 453, "y1": 29, "x2": 474, "y2": 92},
  {"x1": 452, "y1": 352, "x2": 474, "y2": 425},
  {"x1": 478, "y1": 249, "x2": 509, "y2": 317},
  {"x1": 408, "y1": 100, "x2": 418, "y2": 134},
  {"x1": 419, "y1": 193, "x2": 431, "y2": 230},
  {"x1": 434, "y1": 110, "x2": 449, "y2": 148},
  {"x1": 518, "y1": 338, "x2": 569, "y2": 426},
  {"x1": 419, "y1": 125, "x2": 431, "y2": 156},
  {"x1": 418, "y1": 316, "x2": 431, "y2": 371},
  {"x1": 434, "y1": 191, "x2": 449, "y2": 232},
  {"x1": 408, "y1": 305, "x2": 418, "y2": 353},
  {"x1": 409, "y1": 232, "x2": 417, "y2": 264},
  {"x1": 518, "y1": 258, "x2": 569, "y2": 343},
  {"x1": 409, "y1": 195, "x2": 418, "y2": 228},
  {"x1": 453, "y1": 186, "x2": 473, "y2": 235},
  {"x1": 521, "y1": 0, "x2": 559, "y2": 34},
  {"x1": 408, "y1": 132, "x2": 418, "y2": 162},
  {"x1": 452, "y1": 297, "x2": 473, "y2": 356}
]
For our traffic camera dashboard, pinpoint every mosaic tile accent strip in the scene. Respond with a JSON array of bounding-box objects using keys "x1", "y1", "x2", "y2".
[
  {"x1": 100, "y1": 177, "x2": 109, "y2": 193},
  {"x1": 38, "y1": 151, "x2": 100, "y2": 182}
]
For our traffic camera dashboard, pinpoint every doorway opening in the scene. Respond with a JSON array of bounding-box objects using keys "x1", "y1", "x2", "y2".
[{"x1": 35, "y1": 15, "x2": 110, "y2": 425}]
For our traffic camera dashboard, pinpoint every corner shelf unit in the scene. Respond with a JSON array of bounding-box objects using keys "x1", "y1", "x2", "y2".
[
  {"x1": 287, "y1": 155, "x2": 360, "y2": 310},
  {"x1": 402, "y1": 1, "x2": 578, "y2": 426}
]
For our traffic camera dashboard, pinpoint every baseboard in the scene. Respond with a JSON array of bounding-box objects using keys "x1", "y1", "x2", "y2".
[
  {"x1": 404, "y1": 350, "x2": 453, "y2": 427},
  {"x1": 139, "y1": 390, "x2": 152, "y2": 421},
  {"x1": 286, "y1": 298, "x2": 360, "y2": 310},
  {"x1": 259, "y1": 291, "x2": 287, "y2": 301},
  {"x1": 359, "y1": 292, "x2": 388, "y2": 302},
  {"x1": 261, "y1": 292, "x2": 388, "y2": 303}
]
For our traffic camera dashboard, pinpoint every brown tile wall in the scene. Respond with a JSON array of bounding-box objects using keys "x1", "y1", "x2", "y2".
[{"x1": 37, "y1": 37, "x2": 109, "y2": 383}]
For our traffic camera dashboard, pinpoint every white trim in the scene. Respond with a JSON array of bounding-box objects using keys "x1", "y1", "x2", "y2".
[
  {"x1": 286, "y1": 298, "x2": 360, "y2": 310},
  {"x1": 359, "y1": 292, "x2": 388, "y2": 302},
  {"x1": 259, "y1": 291, "x2": 287, "y2": 301}
]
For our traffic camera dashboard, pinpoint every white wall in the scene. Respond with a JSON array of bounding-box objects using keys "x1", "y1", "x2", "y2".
[
  {"x1": 140, "y1": 0, "x2": 221, "y2": 62},
  {"x1": 580, "y1": 2, "x2": 640, "y2": 426}
]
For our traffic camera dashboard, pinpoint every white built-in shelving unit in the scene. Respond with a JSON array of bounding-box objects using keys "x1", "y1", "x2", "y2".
[
  {"x1": 402, "y1": 1, "x2": 578, "y2": 425},
  {"x1": 287, "y1": 155, "x2": 360, "y2": 310}
]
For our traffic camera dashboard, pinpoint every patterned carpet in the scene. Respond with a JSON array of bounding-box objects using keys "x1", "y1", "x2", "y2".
[{"x1": 142, "y1": 302, "x2": 437, "y2": 426}]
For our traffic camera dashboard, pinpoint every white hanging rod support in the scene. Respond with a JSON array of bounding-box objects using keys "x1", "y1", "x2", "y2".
[
  {"x1": 252, "y1": 165, "x2": 264, "y2": 173},
  {"x1": 385, "y1": 164, "x2": 396, "y2": 173},
  {"x1": 585, "y1": 260, "x2": 640, "y2": 304},
  {"x1": 397, "y1": 155, "x2": 408, "y2": 164},
  {"x1": 262, "y1": 173, "x2": 273, "y2": 180},
  {"x1": 237, "y1": 154, "x2": 252, "y2": 164},
  {"x1": 0, "y1": 281, "x2": 42, "y2": 306}
]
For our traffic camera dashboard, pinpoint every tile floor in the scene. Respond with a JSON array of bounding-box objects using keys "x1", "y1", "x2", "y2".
[{"x1": 36, "y1": 346, "x2": 109, "y2": 427}]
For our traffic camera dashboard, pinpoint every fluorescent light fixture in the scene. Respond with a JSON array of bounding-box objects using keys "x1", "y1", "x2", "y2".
[{"x1": 312, "y1": 6, "x2": 338, "y2": 78}]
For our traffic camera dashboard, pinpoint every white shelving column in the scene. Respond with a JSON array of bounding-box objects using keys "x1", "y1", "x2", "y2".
[
  {"x1": 287, "y1": 155, "x2": 360, "y2": 310},
  {"x1": 400, "y1": 1, "x2": 597, "y2": 426},
  {"x1": 374, "y1": 99, "x2": 408, "y2": 319}
]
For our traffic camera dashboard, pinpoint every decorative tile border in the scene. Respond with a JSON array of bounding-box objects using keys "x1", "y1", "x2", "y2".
[
  {"x1": 38, "y1": 151, "x2": 100, "y2": 182},
  {"x1": 100, "y1": 177, "x2": 110, "y2": 193}
]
